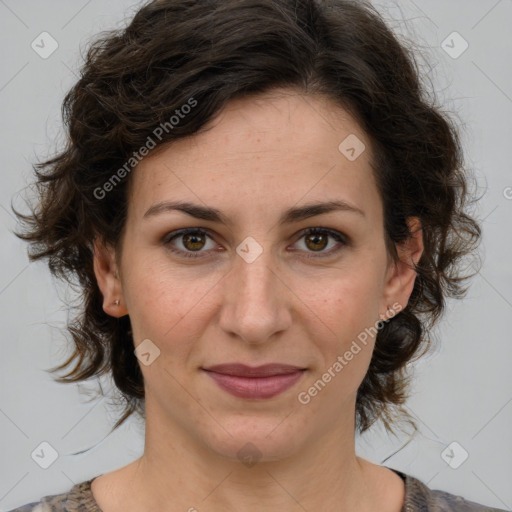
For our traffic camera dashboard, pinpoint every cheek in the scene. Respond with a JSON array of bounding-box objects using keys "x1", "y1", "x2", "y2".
[
  {"x1": 297, "y1": 273, "x2": 383, "y2": 412},
  {"x1": 121, "y1": 252, "x2": 221, "y2": 346},
  {"x1": 309, "y1": 266, "x2": 385, "y2": 339},
  {"x1": 300, "y1": 257, "x2": 387, "y2": 393}
]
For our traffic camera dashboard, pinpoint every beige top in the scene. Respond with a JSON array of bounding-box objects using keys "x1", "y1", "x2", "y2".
[{"x1": 6, "y1": 468, "x2": 508, "y2": 511}]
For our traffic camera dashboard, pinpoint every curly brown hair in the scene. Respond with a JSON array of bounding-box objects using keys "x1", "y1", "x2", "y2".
[{"x1": 14, "y1": 0, "x2": 481, "y2": 443}]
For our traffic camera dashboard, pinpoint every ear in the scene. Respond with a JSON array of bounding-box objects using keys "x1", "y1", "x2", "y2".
[
  {"x1": 380, "y1": 217, "x2": 424, "y2": 317},
  {"x1": 93, "y1": 238, "x2": 128, "y2": 318}
]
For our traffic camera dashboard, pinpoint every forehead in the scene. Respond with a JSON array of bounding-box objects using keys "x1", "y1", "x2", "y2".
[{"x1": 129, "y1": 89, "x2": 381, "y2": 223}]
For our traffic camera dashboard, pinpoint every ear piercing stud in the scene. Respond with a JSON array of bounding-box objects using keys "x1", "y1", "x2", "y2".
[
  {"x1": 379, "y1": 305, "x2": 395, "y2": 321},
  {"x1": 113, "y1": 299, "x2": 120, "y2": 306}
]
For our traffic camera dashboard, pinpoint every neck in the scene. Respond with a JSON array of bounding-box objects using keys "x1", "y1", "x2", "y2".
[{"x1": 114, "y1": 400, "x2": 379, "y2": 512}]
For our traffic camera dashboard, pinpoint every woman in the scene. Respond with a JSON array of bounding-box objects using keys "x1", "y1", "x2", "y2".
[{"x1": 9, "y1": 0, "x2": 504, "y2": 510}]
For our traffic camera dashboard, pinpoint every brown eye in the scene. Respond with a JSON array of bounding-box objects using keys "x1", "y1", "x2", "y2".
[
  {"x1": 293, "y1": 227, "x2": 347, "y2": 258},
  {"x1": 304, "y1": 231, "x2": 329, "y2": 251},
  {"x1": 182, "y1": 232, "x2": 207, "y2": 251},
  {"x1": 164, "y1": 228, "x2": 216, "y2": 259}
]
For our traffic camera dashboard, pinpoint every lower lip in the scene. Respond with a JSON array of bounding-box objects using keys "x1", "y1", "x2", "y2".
[{"x1": 203, "y1": 370, "x2": 305, "y2": 399}]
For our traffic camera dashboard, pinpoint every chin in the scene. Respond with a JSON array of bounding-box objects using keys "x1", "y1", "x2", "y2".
[{"x1": 201, "y1": 415, "x2": 307, "y2": 465}]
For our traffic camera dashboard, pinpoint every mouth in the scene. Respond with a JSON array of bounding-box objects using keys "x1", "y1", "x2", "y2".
[{"x1": 201, "y1": 363, "x2": 307, "y2": 400}]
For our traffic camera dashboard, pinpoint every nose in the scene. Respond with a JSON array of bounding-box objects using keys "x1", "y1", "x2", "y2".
[{"x1": 218, "y1": 245, "x2": 293, "y2": 345}]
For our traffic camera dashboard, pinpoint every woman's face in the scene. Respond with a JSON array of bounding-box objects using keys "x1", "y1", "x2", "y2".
[{"x1": 95, "y1": 88, "x2": 421, "y2": 462}]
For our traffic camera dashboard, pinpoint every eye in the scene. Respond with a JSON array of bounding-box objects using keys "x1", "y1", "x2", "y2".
[
  {"x1": 291, "y1": 227, "x2": 347, "y2": 258},
  {"x1": 163, "y1": 228, "x2": 217, "y2": 259},
  {"x1": 163, "y1": 227, "x2": 348, "y2": 260}
]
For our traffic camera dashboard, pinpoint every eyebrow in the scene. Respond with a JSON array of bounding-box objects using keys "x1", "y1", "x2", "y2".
[{"x1": 143, "y1": 199, "x2": 365, "y2": 225}]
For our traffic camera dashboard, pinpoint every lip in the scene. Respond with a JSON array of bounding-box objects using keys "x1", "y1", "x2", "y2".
[
  {"x1": 203, "y1": 363, "x2": 305, "y2": 377},
  {"x1": 202, "y1": 364, "x2": 306, "y2": 399}
]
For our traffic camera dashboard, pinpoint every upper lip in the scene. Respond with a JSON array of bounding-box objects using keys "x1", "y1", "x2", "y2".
[{"x1": 202, "y1": 363, "x2": 306, "y2": 377}]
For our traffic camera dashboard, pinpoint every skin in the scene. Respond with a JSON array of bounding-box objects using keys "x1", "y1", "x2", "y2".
[{"x1": 92, "y1": 88, "x2": 423, "y2": 512}]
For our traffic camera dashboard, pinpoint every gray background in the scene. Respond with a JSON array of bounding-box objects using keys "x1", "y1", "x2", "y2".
[{"x1": 1, "y1": 0, "x2": 511, "y2": 510}]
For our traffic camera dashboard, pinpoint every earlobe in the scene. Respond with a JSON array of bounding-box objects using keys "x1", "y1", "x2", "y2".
[
  {"x1": 92, "y1": 238, "x2": 128, "y2": 318},
  {"x1": 382, "y1": 217, "x2": 424, "y2": 314}
]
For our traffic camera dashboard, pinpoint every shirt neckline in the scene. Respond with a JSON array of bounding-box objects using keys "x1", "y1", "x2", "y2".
[{"x1": 72, "y1": 467, "x2": 419, "y2": 512}]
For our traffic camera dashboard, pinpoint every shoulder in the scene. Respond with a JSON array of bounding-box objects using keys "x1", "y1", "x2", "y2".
[
  {"x1": 394, "y1": 468, "x2": 508, "y2": 512},
  {"x1": 426, "y1": 488, "x2": 507, "y2": 512},
  {"x1": 5, "y1": 478, "x2": 100, "y2": 512}
]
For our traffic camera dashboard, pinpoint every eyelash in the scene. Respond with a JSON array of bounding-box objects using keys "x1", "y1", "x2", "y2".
[{"x1": 162, "y1": 227, "x2": 348, "y2": 260}]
